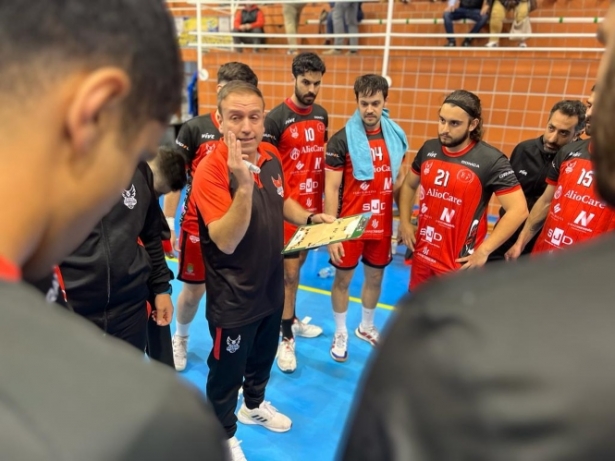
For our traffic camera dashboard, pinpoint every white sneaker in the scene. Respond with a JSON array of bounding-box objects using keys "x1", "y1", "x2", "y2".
[
  {"x1": 227, "y1": 436, "x2": 248, "y2": 461},
  {"x1": 172, "y1": 334, "x2": 188, "y2": 371},
  {"x1": 237, "y1": 401, "x2": 292, "y2": 432},
  {"x1": 355, "y1": 324, "x2": 380, "y2": 347},
  {"x1": 330, "y1": 331, "x2": 348, "y2": 362},
  {"x1": 518, "y1": 41, "x2": 528, "y2": 48},
  {"x1": 292, "y1": 318, "x2": 323, "y2": 338},
  {"x1": 276, "y1": 338, "x2": 297, "y2": 373},
  {"x1": 485, "y1": 41, "x2": 498, "y2": 48}
]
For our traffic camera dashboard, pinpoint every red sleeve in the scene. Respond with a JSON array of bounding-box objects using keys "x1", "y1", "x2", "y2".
[
  {"x1": 234, "y1": 10, "x2": 242, "y2": 30},
  {"x1": 252, "y1": 9, "x2": 265, "y2": 29},
  {"x1": 193, "y1": 148, "x2": 232, "y2": 225}
]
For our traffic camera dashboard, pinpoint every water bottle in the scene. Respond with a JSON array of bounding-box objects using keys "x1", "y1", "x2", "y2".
[{"x1": 317, "y1": 266, "x2": 335, "y2": 278}]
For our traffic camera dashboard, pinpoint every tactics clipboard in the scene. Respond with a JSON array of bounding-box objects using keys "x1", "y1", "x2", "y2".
[{"x1": 282, "y1": 213, "x2": 372, "y2": 254}]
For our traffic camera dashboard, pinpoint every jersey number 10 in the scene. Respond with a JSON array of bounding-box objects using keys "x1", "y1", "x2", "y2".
[{"x1": 305, "y1": 128, "x2": 315, "y2": 142}]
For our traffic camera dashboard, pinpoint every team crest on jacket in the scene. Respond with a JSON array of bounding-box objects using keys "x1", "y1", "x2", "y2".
[
  {"x1": 122, "y1": 185, "x2": 137, "y2": 209},
  {"x1": 226, "y1": 335, "x2": 241, "y2": 353},
  {"x1": 272, "y1": 175, "x2": 284, "y2": 197}
]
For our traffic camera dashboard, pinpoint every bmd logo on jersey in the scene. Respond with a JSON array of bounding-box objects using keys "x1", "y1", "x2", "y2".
[
  {"x1": 272, "y1": 175, "x2": 284, "y2": 197},
  {"x1": 122, "y1": 185, "x2": 137, "y2": 209}
]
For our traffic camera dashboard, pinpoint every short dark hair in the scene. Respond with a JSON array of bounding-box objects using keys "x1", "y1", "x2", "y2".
[
  {"x1": 442, "y1": 90, "x2": 483, "y2": 142},
  {"x1": 156, "y1": 146, "x2": 187, "y2": 192},
  {"x1": 549, "y1": 100, "x2": 587, "y2": 133},
  {"x1": 354, "y1": 74, "x2": 389, "y2": 100},
  {"x1": 217, "y1": 81, "x2": 265, "y2": 114},
  {"x1": 292, "y1": 53, "x2": 327, "y2": 77},
  {"x1": 217, "y1": 62, "x2": 259, "y2": 87},
  {"x1": 0, "y1": 0, "x2": 182, "y2": 128}
]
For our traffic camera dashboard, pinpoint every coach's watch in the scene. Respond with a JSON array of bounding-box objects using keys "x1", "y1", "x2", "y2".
[{"x1": 306, "y1": 213, "x2": 315, "y2": 225}]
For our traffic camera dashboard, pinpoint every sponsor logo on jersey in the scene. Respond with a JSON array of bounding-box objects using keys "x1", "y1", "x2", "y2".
[
  {"x1": 563, "y1": 190, "x2": 606, "y2": 208},
  {"x1": 554, "y1": 185, "x2": 563, "y2": 199},
  {"x1": 317, "y1": 122, "x2": 326, "y2": 133},
  {"x1": 569, "y1": 151, "x2": 583, "y2": 158},
  {"x1": 314, "y1": 115, "x2": 324, "y2": 120},
  {"x1": 427, "y1": 151, "x2": 437, "y2": 158},
  {"x1": 423, "y1": 161, "x2": 433, "y2": 175},
  {"x1": 548, "y1": 227, "x2": 573, "y2": 246},
  {"x1": 201, "y1": 133, "x2": 216, "y2": 139},
  {"x1": 499, "y1": 169, "x2": 515, "y2": 179},
  {"x1": 363, "y1": 199, "x2": 385, "y2": 213},
  {"x1": 360, "y1": 182, "x2": 370, "y2": 191},
  {"x1": 565, "y1": 160, "x2": 577, "y2": 174},
  {"x1": 553, "y1": 203, "x2": 562, "y2": 214},
  {"x1": 122, "y1": 185, "x2": 137, "y2": 209},
  {"x1": 290, "y1": 148, "x2": 300, "y2": 160},
  {"x1": 457, "y1": 169, "x2": 474, "y2": 183},
  {"x1": 461, "y1": 160, "x2": 480, "y2": 169},
  {"x1": 290, "y1": 125, "x2": 299, "y2": 139},
  {"x1": 518, "y1": 169, "x2": 528, "y2": 176},
  {"x1": 426, "y1": 188, "x2": 462, "y2": 205},
  {"x1": 285, "y1": 117, "x2": 296, "y2": 125},
  {"x1": 300, "y1": 179, "x2": 319, "y2": 193},
  {"x1": 421, "y1": 226, "x2": 443, "y2": 243},
  {"x1": 296, "y1": 161, "x2": 305, "y2": 171},
  {"x1": 421, "y1": 203, "x2": 428, "y2": 214}
]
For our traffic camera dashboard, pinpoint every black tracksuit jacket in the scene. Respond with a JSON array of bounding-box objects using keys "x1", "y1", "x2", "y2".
[{"x1": 59, "y1": 163, "x2": 171, "y2": 325}]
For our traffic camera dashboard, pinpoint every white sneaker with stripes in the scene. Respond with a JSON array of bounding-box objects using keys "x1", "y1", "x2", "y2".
[{"x1": 237, "y1": 401, "x2": 292, "y2": 432}]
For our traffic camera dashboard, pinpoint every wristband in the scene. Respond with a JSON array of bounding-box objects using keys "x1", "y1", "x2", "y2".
[
  {"x1": 165, "y1": 217, "x2": 175, "y2": 232},
  {"x1": 307, "y1": 214, "x2": 315, "y2": 225}
]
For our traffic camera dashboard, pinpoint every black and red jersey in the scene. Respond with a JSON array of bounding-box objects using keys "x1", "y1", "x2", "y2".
[
  {"x1": 411, "y1": 139, "x2": 520, "y2": 272},
  {"x1": 194, "y1": 142, "x2": 286, "y2": 329},
  {"x1": 533, "y1": 139, "x2": 615, "y2": 254},
  {"x1": 325, "y1": 127, "x2": 394, "y2": 239},
  {"x1": 264, "y1": 98, "x2": 328, "y2": 217},
  {"x1": 175, "y1": 111, "x2": 222, "y2": 235}
]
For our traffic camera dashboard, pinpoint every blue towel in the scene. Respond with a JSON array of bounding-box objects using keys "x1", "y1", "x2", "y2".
[{"x1": 345, "y1": 108, "x2": 408, "y2": 181}]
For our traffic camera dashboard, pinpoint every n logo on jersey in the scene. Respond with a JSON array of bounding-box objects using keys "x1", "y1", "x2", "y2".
[
  {"x1": 440, "y1": 207, "x2": 455, "y2": 224},
  {"x1": 383, "y1": 177, "x2": 392, "y2": 191},
  {"x1": 314, "y1": 157, "x2": 322, "y2": 170},
  {"x1": 573, "y1": 210, "x2": 595, "y2": 227}
]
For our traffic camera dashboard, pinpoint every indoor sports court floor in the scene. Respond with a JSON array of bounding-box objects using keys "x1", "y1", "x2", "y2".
[{"x1": 166, "y1": 248, "x2": 409, "y2": 461}]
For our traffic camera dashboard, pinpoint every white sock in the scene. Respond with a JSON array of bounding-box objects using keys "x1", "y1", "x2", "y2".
[
  {"x1": 333, "y1": 311, "x2": 347, "y2": 334},
  {"x1": 361, "y1": 306, "x2": 375, "y2": 329},
  {"x1": 176, "y1": 322, "x2": 191, "y2": 337}
]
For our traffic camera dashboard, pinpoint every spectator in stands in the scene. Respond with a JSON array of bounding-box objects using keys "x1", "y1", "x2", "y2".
[
  {"x1": 324, "y1": 2, "x2": 364, "y2": 46},
  {"x1": 283, "y1": 2, "x2": 306, "y2": 55},
  {"x1": 233, "y1": 3, "x2": 265, "y2": 53},
  {"x1": 323, "y1": 2, "x2": 361, "y2": 55},
  {"x1": 486, "y1": 0, "x2": 530, "y2": 48},
  {"x1": 443, "y1": 0, "x2": 490, "y2": 47}
]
